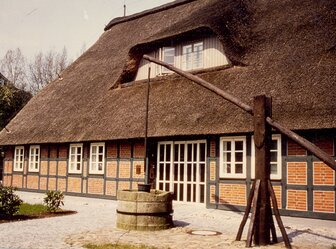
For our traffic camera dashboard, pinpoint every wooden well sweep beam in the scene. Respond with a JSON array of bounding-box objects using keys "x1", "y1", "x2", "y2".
[{"x1": 143, "y1": 54, "x2": 336, "y2": 171}]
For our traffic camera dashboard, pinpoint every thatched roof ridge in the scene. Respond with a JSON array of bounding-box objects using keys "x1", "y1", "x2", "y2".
[
  {"x1": 104, "y1": 0, "x2": 197, "y2": 31},
  {"x1": 0, "y1": 0, "x2": 335, "y2": 146}
]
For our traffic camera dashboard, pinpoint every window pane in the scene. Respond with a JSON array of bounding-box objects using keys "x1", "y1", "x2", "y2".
[
  {"x1": 77, "y1": 147, "x2": 82, "y2": 154},
  {"x1": 224, "y1": 141, "x2": 231, "y2": 151},
  {"x1": 92, "y1": 155, "x2": 97, "y2": 162},
  {"x1": 271, "y1": 163, "x2": 277, "y2": 174},
  {"x1": 235, "y1": 164, "x2": 243, "y2": 174},
  {"x1": 98, "y1": 146, "x2": 103, "y2": 154},
  {"x1": 235, "y1": 152, "x2": 243, "y2": 162},
  {"x1": 77, "y1": 155, "x2": 81, "y2": 162},
  {"x1": 98, "y1": 155, "x2": 103, "y2": 162},
  {"x1": 271, "y1": 140, "x2": 278, "y2": 150},
  {"x1": 163, "y1": 47, "x2": 174, "y2": 66},
  {"x1": 71, "y1": 147, "x2": 76, "y2": 154},
  {"x1": 71, "y1": 155, "x2": 75, "y2": 163},
  {"x1": 92, "y1": 146, "x2": 97, "y2": 154},
  {"x1": 98, "y1": 163, "x2": 103, "y2": 171},
  {"x1": 193, "y1": 42, "x2": 203, "y2": 68},
  {"x1": 226, "y1": 163, "x2": 231, "y2": 173},
  {"x1": 271, "y1": 152, "x2": 278, "y2": 162},
  {"x1": 77, "y1": 163, "x2": 81, "y2": 171},
  {"x1": 235, "y1": 141, "x2": 243, "y2": 151},
  {"x1": 224, "y1": 152, "x2": 231, "y2": 162}
]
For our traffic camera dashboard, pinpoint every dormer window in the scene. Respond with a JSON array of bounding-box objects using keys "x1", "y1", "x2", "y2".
[{"x1": 134, "y1": 34, "x2": 229, "y2": 81}]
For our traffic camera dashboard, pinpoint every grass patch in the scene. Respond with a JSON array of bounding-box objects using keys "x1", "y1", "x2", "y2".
[
  {"x1": 84, "y1": 243, "x2": 159, "y2": 249},
  {"x1": 17, "y1": 203, "x2": 49, "y2": 215},
  {"x1": 0, "y1": 202, "x2": 76, "y2": 223}
]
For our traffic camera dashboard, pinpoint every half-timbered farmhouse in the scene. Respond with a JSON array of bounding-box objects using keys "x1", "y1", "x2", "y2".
[{"x1": 0, "y1": 0, "x2": 335, "y2": 220}]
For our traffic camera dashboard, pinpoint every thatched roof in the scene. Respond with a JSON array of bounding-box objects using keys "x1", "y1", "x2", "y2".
[{"x1": 1, "y1": 0, "x2": 336, "y2": 146}]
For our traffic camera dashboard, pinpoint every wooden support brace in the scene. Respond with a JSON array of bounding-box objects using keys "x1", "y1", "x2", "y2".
[
  {"x1": 236, "y1": 181, "x2": 256, "y2": 241},
  {"x1": 246, "y1": 179, "x2": 261, "y2": 248},
  {"x1": 270, "y1": 214, "x2": 278, "y2": 243},
  {"x1": 268, "y1": 180, "x2": 292, "y2": 249}
]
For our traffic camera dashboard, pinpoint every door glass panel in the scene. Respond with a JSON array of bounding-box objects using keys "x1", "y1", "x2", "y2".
[
  {"x1": 193, "y1": 144, "x2": 197, "y2": 161},
  {"x1": 159, "y1": 163, "x2": 164, "y2": 180},
  {"x1": 173, "y1": 183, "x2": 178, "y2": 200},
  {"x1": 174, "y1": 164, "x2": 178, "y2": 181},
  {"x1": 187, "y1": 163, "x2": 192, "y2": 181},
  {"x1": 200, "y1": 185, "x2": 205, "y2": 203},
  {"x1": 200, "y1": 164, "x2": 205, "y2": 182},
  {"x1": 187, "y1": 184, "x2": 191, "y2": 202},
  {"x1": 193, "y1": 164, "x2": 197, "y2": 182},
  {"x1": 166, "y1": 144, "x2": 171, "y2": 161},
  {"x1": 200, "y1": 143, "x2": 206, "y2": 162},
  {"x1": 174, "y1": 145, "x2": 178, "y2": 161},
  {"x1": 159, "y1": 145, "x2": 164, "y2": 161},
  {"x1": 179, "y1": 184, "x2": 184, "y2": 201},
  {"x1": 180, "y1": 164, "x2": 184, "y2": 181},
  {"x1": 165, "y1": 164, "x2": 170, "y2": 180},
  {"x1": 187, "y1": 144, "x2": 192, "y2": 161},
  {"x1": 180, "y1": 144, "x2": 185, "y2": 161}
]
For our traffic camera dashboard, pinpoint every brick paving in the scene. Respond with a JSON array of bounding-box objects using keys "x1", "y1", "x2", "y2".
[{"x1": 0, "y1": 191, "x2": 335, "y2": 249}]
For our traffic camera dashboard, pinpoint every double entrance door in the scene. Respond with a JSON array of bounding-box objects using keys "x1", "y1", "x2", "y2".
[{"x1": 157, "y1": 140, "x2": 206, "y2": 203}]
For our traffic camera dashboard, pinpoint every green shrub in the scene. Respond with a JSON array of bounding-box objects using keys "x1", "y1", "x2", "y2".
[
  {"x1": 43, "y1": 190, "x2": 64, "y2": 212},
  {"x1": 0, "y1": 185, "x2": 23, "y2": 217}
]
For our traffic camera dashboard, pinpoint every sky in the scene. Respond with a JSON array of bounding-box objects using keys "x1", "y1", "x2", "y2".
[{"x1": 0, "y1": 0, "x2": 174, "y2": 62}]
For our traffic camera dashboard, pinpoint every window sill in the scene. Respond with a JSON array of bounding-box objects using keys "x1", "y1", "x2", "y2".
[
  {"x1": 28, "y1": 170, "x2": 39, "y2": 173},
  {"x1": 13, "y1": 169, "x2": 23, "y2": 172},
  {"x1": 68, "y1": 171, "x2": 82, "y2": 175},
  {"x1": 219, "y1": 175, "x2": 247, "y2": 180},
  {"x1": 89, "y1": 172, "x2": 104, "y2": 175}
]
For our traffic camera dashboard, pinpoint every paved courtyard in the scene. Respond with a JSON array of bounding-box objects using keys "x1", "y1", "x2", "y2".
[{"x1": 0, "y1": 191, "x2": 335, "y2": 249}]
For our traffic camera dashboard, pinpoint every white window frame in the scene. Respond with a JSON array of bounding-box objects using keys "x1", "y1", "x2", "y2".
[
  {"x1": 182, "y1": 41, "x2": 204, "y2": 71},
  {"x1": 251, "y1": 135, "x2": 282, "y2": 180},
  {"x1": 160, "y1": 47, "x2": 175, "y2": 74},
  {"x1": 28, "y1": 145, "x2": 40, "y2": 172},
  {"x1": 220, "y1": 136, "x2": 247, "y2": 178},
  {"x1": 89, "y1": 143, "x2": 105, "y2": 174},
  {"x1": 14, "y1": 146, "x2": 24, "y2": 172},
  {"x1": 68, "y1": 143, "x2": 83, "y2": 174}
]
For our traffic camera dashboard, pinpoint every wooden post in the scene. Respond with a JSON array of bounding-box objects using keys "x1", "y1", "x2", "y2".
[
  {"x1": 253, "y1": 95, "x2": 273, "y2": 245},
  {"x1": 144, "y1": 67, "x2": 151, "y2": 185}
]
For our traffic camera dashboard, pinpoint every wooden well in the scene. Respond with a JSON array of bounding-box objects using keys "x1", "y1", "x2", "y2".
[{"x1": 116, "y1": 190, "x2": 173, "y2": 231}]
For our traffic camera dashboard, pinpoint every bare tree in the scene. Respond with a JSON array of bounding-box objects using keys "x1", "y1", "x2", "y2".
[
  {"x1": 28, "y1": 47, "x2": 70, "y2": 94},
  {"x1": 0, "y1": 48, "x2": 27, "y2": 90}
]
